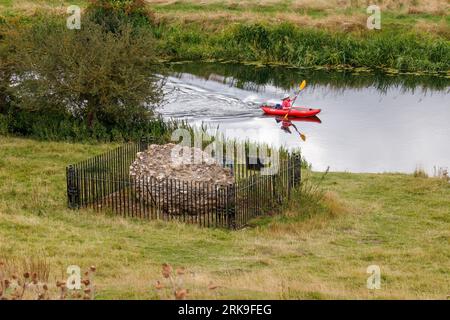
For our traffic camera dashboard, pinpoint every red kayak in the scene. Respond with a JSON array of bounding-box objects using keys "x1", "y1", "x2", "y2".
[{"x1": 261, "y1": 106, "x2": 321, "y2": 118}]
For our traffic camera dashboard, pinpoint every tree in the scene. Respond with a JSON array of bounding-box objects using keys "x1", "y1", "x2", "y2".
[
  {"x1": 0, "y1": 21, "x2": 16, "y2": 115},
  {"x1": 11, "y1": 17, "x2": 164, "y2": 130}
]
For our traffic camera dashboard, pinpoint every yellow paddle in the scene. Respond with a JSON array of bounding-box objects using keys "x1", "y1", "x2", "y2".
[
  {"x1": 291, "y1": 122, "x2": 306, "y2": 141},
  {"x1": 299, "y1": 132, "x2": 306, "y2": 141},
  {"x1": 284, "y1": 80, "x2": 307, "y2": 120}
]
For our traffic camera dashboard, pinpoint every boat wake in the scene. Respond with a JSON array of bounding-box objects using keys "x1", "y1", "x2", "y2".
[{"x1": 159, "y1": 74, "x2": 273, "y2": 120}]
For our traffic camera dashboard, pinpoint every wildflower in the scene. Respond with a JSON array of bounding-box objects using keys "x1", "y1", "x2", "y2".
[
  {"x1": 175, "y1": 289, "x2": 188, "y2": 300},
  {"x1": 162, "y1": 263, "x2": 172, "y2": 278},
  {"x1": 154, "y1": 280, "x2": 164, "y2": 290}
]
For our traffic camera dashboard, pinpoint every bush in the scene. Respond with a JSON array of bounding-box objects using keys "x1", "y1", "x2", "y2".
[
  {"x1": 0, "y1": 22, "x2": 16, "y2": 115},
  {"x1": 0, "y1": 114, "x2": 8, "y2": 135},
  {"x1": 0, "y1": 106, "x2": 186, "y2": 142},
  {"x1": 86, "y1": 0, "x2": 156, "y2": 33}
]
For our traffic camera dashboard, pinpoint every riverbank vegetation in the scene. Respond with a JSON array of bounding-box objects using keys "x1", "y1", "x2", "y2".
[
  {"x1": 0, "y1": 136, "x2": 448, "y2": 299},
  {"x1": 0, "y1": 0, "x2": 170, "y2": 141},
  {"x1": 1, "y1": 0, "x2": 449, "y2": 74},
  {"x1": 154, "y1": 19, "x2": 449, "y2": 75}
]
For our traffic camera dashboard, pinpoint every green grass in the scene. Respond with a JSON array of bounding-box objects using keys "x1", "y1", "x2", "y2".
[{"x1": 1, "y1": 136, "x2": 449, "y2": 299}]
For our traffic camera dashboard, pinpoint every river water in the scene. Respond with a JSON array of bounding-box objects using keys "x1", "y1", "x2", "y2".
[{"x1": 158, "y1": 62, "x2": 450, "y2": 174}]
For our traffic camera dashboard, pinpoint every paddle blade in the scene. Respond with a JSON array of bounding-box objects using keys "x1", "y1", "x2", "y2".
[
  {"x1": 299, "y1": 80, "x2": 306, "y2": 91},
  {"x1": 300, "y1": 133, "x2": 306, "y2": 141}
]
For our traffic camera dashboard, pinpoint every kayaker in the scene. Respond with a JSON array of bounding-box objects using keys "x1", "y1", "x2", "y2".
[
  {"x1": 281, "y1": 94, "x2": 292, "y2": 110},
  {"x1": 280, "y1": 118, "x2": 292, "y2": 133}
]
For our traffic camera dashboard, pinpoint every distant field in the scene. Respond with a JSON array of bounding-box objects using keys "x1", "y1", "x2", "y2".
[
  {"x1": 1, "y1": 136, "x2": 449, "y2": 299},
  {"x1": 1, "y1": 0, "x2": 449, "y2": 37}
]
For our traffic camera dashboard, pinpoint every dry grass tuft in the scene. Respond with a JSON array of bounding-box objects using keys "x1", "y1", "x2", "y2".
[
  {"x1": 0, "y1": 0, "x2": 70, "y2": 15},
  {"x1": 0, "y1": 257, "x2": 50, "y2": 283},
  {"x1": 415, "y1": 19, "x2": 450, "y2": 38},
  {"x1": 322, "y1": 191, "x2": 349, "y2": 217}
]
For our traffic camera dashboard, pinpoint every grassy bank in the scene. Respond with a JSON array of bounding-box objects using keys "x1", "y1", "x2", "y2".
[
  {"x1": 1, "y1": 136, "x2": 449, "y2": 299},
  {"x1": 1, "y1": 1, "x2": 449, "y2": 74},
  {"x1": 155, "y1": 22, "x2": 449, "y2": 74}
]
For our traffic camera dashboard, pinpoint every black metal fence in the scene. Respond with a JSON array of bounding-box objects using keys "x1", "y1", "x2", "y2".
[{"x1": 66, "y1": 139, "x2": 301, "y2": 229}]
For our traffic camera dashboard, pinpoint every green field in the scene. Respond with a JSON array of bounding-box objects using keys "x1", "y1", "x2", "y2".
[
  {"x1": 1, "y1": 1, "x2": 448, "y2": 36},
  {"x1": 1, "y1": 136, "x2": 449, "y2": 299}
]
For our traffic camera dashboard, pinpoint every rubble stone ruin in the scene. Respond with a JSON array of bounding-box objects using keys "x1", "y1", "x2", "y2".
[{"x1": 130, "y1": 143, "x2": 235, "y2": 216}]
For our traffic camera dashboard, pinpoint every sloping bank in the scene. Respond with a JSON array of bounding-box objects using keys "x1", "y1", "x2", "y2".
[{"x1": 153, "y1": 22, "x2": 450, "y2": 76}]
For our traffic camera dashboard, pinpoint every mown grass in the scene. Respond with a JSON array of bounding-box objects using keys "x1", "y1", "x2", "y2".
[{"x1": 1, "y1": 136, "x2": 449, "y2": 299}]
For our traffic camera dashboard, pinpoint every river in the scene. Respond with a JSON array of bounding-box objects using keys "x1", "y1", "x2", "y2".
[{"x1": 158, "y1": 62, "x2": 450, "y2": 174}]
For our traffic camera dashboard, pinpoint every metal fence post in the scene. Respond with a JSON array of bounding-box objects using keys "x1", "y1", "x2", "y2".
[
  {"x1": 67, "y1": 165, "x2": 79, "y2": 209},
  {"x1": 294, "y1": 152, "x2": 301, "y2": 187},
  {"x1": 140, "y1": 136, "x2": 149, "y2": 152},
  {"x1": 227, "y1": 184, "x2": 237, "y2": 229}
]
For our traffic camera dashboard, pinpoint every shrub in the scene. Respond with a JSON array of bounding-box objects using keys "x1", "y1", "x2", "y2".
[
  {"x1": 86, "y1": 0, "x2": 156, "y2": 33},
  {"x1": 0, "y1": 22, "x2": 16, "y2": 116},
  {"x1": 0, "y1": 114, "x2": 8, "y2": 135}
]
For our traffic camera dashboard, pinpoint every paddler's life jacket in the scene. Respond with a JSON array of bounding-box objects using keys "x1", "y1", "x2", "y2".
[{"x1": 282, "y1": 99, "x2": 292, "y2": 110}]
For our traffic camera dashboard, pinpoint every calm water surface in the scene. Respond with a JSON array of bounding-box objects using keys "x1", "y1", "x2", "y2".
[{"x1": 158, "y1": 63, "x2": 450, "y2": 174}]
